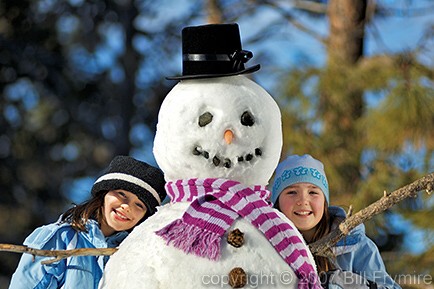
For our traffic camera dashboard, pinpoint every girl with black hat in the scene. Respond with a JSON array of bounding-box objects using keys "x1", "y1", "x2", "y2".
[{"x1": 9, "y1": 156, "x2": 166, "y2": 289}]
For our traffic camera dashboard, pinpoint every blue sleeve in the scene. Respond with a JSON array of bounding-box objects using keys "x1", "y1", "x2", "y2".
[
  {"x1": 336, "y1": 235, "x2": 401, "y2": 289},
  {"x1": 8, "y1": 225, "x2": 77, "y2": 289}
]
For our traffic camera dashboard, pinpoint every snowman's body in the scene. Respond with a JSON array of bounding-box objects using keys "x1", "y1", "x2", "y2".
[
  {"x1": 99, "y1": 202, "x2": 299, "y2": 289},
  {"x1": 100, "y1": 76, "x2": 316, "y2": 289}
]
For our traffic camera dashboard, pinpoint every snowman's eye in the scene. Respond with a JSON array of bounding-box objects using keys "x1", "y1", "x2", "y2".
[
  {"x1": 240, "y1": 111, "x2": 255, "y2": 126},
  {"x1": 198, "y1": 112, "x2": 213, "y2": 127}
]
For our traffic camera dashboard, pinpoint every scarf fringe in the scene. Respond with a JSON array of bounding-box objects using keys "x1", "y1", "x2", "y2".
[{"x1": 156, "y1": 219, "x2": 221, "y2": 261}]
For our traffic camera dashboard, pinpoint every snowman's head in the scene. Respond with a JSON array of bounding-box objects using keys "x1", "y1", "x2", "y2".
[{"x1": 153, "y1": 75, "x2": 282, "y2": 186}]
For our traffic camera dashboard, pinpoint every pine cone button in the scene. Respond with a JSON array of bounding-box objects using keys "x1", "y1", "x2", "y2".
[
  {"x1": 229, "y1": 267, "x2": 247, "y2": 288},
  {"x1": 227, "y1": 228, "x2": 244, "y2": 248}
]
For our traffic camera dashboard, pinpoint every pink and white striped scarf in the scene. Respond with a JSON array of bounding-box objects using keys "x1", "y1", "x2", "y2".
[{"x1": 156, "y1": 178, "x2": 321, "y2": 289}]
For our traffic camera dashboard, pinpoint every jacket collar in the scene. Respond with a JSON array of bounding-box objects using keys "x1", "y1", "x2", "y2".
[
  {"x1": 84, "y1": 219, "x2": 129, "y2": 248},
  {"x1": 328, "y1": 206, "x2": 365, "y2": 254}
]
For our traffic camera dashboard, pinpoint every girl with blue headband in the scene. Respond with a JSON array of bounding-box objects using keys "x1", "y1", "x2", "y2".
[{"x1": 271, "y1": 154, "x2": 400, "y2": 289}]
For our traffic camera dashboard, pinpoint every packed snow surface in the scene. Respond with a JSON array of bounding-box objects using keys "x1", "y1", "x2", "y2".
[
  {"x1": 153, "y1": 75, "x2": 282, "y2": 186},
  {"x1": 100, "y1": 202, "x2": 305, "y2": 289},
  {"x1": 100, "y1": 75, "x2": 315, "y2": 289}
]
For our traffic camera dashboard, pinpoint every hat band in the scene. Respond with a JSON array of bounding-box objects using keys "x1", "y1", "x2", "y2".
[
  {"x1": 94, "y1": 173, "x2": 162, "y2": 205},
  {"x1": 183, "y1": 53, "x2": 231, "y2": 62}
]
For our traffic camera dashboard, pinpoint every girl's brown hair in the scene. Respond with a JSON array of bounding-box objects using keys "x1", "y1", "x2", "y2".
[
  {"x1": 274, "y1": 199, "x2": 334, "y2": 273},
  {"x1": 307, "y1": 200, "x2": 334, "y2": 273},
  {"x1": 61, "y1": 191, "x2": 106, "y2": 232}
]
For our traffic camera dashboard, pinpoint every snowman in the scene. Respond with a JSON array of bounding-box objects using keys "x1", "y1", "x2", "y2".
[{"x1": 99, "y1": 24, "x2": 321, "y2": 289}]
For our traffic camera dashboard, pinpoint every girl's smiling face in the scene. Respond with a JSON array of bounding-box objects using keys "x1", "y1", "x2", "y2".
[
  {"x1": 101, "y1": 190, "x2": 147, "y2": 236},
  {"x1": 277, "y1": 182, "x2": 325, "y2": 242}
]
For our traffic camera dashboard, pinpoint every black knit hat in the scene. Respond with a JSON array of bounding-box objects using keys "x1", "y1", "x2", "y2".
[
  {"x1": 91, "y1": 156, "x2": 166, "y2": 216},
  {"x1": 166, "y1": 23, "x2": 260, "y2": 80}
]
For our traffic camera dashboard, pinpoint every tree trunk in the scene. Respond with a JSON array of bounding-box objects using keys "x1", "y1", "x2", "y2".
[
  {"x1": 321, "y1": 0, "x2": 367, "y2": 198},
  {"x1": 115, "y1": 1, "x2": 139, "y2": 156},
  {"x1": 328, "y1": 0, "x2": 367, "y2": 64},
  {"x1": 207, "y1": 0, "x2": 223, "y2": 24}
]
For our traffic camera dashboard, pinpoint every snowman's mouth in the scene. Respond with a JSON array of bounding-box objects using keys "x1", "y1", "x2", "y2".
[{"x1": 192, "y1": 146, "x2": 262, "y2": 168}]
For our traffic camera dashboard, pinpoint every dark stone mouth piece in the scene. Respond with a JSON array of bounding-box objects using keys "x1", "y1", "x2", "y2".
[{"x1": 192, "y1": 146, "x2": 263, "y2": 169}]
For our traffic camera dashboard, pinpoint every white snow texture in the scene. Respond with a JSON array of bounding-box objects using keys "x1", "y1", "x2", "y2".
[{"x1": 100, "y1": 75, "x2": 315, "y2": 289}]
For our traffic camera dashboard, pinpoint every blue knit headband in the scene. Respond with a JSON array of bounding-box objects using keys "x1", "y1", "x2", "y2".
[{"x1": 271, "y1": 154, "x2": 329, "y2": 204}]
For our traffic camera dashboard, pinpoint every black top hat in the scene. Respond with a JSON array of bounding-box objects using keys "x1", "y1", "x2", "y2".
[{"x1": 166, "y1": 23, "x2": 260, "y2": 80}]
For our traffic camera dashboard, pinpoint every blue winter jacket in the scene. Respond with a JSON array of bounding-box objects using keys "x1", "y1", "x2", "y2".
[
  {"x1": 329, "y1": 206, "x2": 401, "y2": 289},
  {"x1": 8, "y1": 218, "x2": 128, "y2": 289}
]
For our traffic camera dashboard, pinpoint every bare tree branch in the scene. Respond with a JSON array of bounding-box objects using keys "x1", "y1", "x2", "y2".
[
  {"x1": 0, "y1": 244, "x2": 117, "y2": 265},
  {"x1": 260, "y1": 0, "x2": 327, "y2": 44},
  {"x1": 292, "y1": 0, "x2": 327, "y2": 14},
  {"x1": 376, "y1": 3, "x2": 434, "y2": 17},
  {"x1": 309, "y1": 172, "x2": 434, "y2": 257}
]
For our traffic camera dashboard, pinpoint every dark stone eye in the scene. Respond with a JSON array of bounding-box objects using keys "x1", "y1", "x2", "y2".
[
  {"x1": 213, "y1": 156, "x2": 220, "y2": 166},
  {"x1": 198, "y1": 112, "x2": 213, "y2": 127},
  {"x1": 240, "y1": 111, "x2": 254, "y2": 126}
]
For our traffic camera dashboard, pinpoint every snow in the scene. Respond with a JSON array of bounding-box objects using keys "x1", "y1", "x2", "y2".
[
  {"x1": 99, "y1": 202, "x2": 303, "y2": 289},
  {"x1": 100, "y1": 75, "x2": 315, "y2": 289},
  {"x1": 154, "y1": 75, "x2": 283, "y2": 186}
]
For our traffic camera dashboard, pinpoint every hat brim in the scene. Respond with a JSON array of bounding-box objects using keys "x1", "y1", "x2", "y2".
[
  {"x1": 91, "y1": 180, "x2": 161, "y2": 215},
  {"x1": 166, "y1": 64, "x2": 260, "y2": 80}
]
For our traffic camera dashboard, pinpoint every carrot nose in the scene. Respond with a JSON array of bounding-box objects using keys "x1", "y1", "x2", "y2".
[{"x1": 224, "y1": 130, "x2": 234, "y2": 144}]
